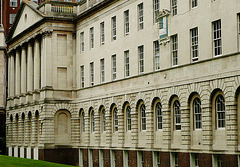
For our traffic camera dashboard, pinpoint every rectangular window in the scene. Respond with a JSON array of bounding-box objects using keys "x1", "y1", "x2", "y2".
[
  {"x1": 190, "y1": 27, "x2": 199, "y2": 62},
  {"x1": 90, "y1": 62, "x2": 94, "y2": 86},
  {"x1": 138, "y1": 3, "x2": 144, "y2": 30},
  {"x1": 100, "y1": 59, "x2": 105, "y2": 83},
  {"x1": 124, "y1": 50, "x2": 130, "y2": 78},
  {"x1": 137, "y1": 151, "x2": 144, "y2": 167},
  {"x1": 171, "y1": 34, "x2": 178, "y2": 66},
  {"x1": 138, "y1": 46, "x2": 144, "y2": 74},
  {"x1": 80, "y1": 32, "x2": 84, "y2": 53},
  {"x1": 112, "y1": 55, "x2": 117, "y2": 80},
  {"x1": 175, "y1": 153, "x2": 178, "y2": 167},
  {"x1": 154, "y1": 40, "x2": 160, "y2": 70},
  {"x1": 172, "y1": 0, "x2": 177, "y2": 16},
  {"x1": 10, "y1": 0, "x2": 17, "y2": 7},
  {"x1": 153, "y1": 0, "x2": 160, "y2": 24},
  {"x1": 80, "y1": 65, "x2": 84, "y2": 88},
  {"x1": 124, "y1": 10, "x2": 130, "y2": 35},
  {"x1": 191, "y1": 0, "x2": 198, "y2": 8},
  {"x1": 153, "y1": 152, "x2": 160, "y2": 167},
  {"x1": 126, "y1": 106, "x2": 131, "y2": 131},
  {"x1": 213, "y1": 20, "x2": 222, "y2": 56},
  {"x1": 194, "y1": 154, "x2": 199, "y2": 167},
  {"x1": 9, "y1": 14, "x2": 16, "y2": 24},
  {"x1": 112, "y1": 16, "x2": 117, "y2": 40},
  {"x1": 90, "y1": 27, "x2": 94, "y2": 49},
  {"x1": 100, "y1": 22, "x2": 105, "y2": 45}
]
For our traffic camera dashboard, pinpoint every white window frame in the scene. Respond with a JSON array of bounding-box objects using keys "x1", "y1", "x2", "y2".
[
  {"x1": 216, "y1": 95, "x2": 225, "y2": 129},
  {"x1": 153, "y1": 151, "x2": 160, "y2": 167},
  {"x1": 10, "y1": 0, "x2": 18, "y2": 7},
  {"x1": 138, "y1": 3, "x2": 144, "y2": 30},
  {"x1": 113, "y1": 107, "x2": 118, "y2": 132},
  {"x1": 156, "y1": 102, "x2": 162, "y2": 130},
  {"x1": 112, "y1": 16, "x2": 117, "y2": 40},
  {"x1": 9, "y1": 14, "x2": 16, "y2": 24},
  {"x1": 154, "y1": 40, "x2": 160, "y2": 70},
  {"x1": 193, "y1": 98, "x2": 202, "y2": 129},
  {"x1": 138, "y1": 46, "x2": 144, "y2": 74},
  {"x1": 90, "y1": 27, "x2": 94, "y2": 49},
  {"x1": 112, "y1": 55, "x2": 117, "y2": 80},
  {"x1": 126, "y1": 106, "x2": 131, "y2": 131},
  {"x1": 91, "y1": 110, "x2": 95, "y2": 133},
  {"x1": 212, "y1": 20, "x2": 222, "y2": 56},
  {"x1": 171, "y1": 34, "x2": 178, "y2": 66},
  {"x1": 191, "y1": 27, "x2": 199, "y2": 62},
  {"x1": 124, "y1": 50, "x2": 130, "y2": 78},
  {"x1": 124, "y1": 10, "x2": 130, "y2": 35},
  {"x1": 140, "y1": 104, "x2": 146, "y2": 131},
  {"x1": 153, "y1": 0, "x2": 160, "y2": 24},
  {"x1": 90, "y1": 62, "x2": 94, "y2": 86},
  {"x1": 191, "y1": 0, "x2": 198, "y2": 9},
  {"x1": 171, "y1": 0, "x2": 177, "y2": 16},
  {"x1": 80, "y1": 65, "x2": 84, "y2": 88},
  {"x1": 80, "y1": 32, "x2": 84, "y2": 53},
  {"x1": 100, "y1": 59, "x2": 105, "y2": 83},
  {"x1": 100, "y1": 22, "x2": 105, "y2": 45},
  {"x1": 174, "y1": 100, "x2": 181, "y2": 130}
]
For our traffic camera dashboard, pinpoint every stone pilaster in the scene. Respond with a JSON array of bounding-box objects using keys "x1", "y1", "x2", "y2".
[
  {"x1": 131, "y1": 105, "x2": 138, "y2": 147},
  {"x1": 21, "y1": 46, "x2": 27, "y2": 94},
  {"x1": 146, "y1": 105, "x2": 154, "y2": 148},
  {"x1": 34, "y1": 39, "x2": 40, "y2": 90},
  {"x1": 85, "y1": 113, "x2": 90, "y2": 146},
  {"x1": 27, "y1": 43, "x2": 33, "y2": 93},
  {"x1": 162, "y1": 105, "x2": 171, "y2": 149},
  {"x1": 15, "y1": 50, "x2": 21, "y2": 96},
  {"x1": 105, "y1": 106, "x2": 112, "y2": 147},
  {"x1": 10, "y1": 53, "x2": 15, "y2": 97},
  {"x1": 202, "y1": 104, "x2": 212, "y2": 150},
  {"x1": 117, "y1": 111, "x2": 124, "y2": 146},
  {"x1": 181, "y1": 105, "x2": 191, "y2": 149},
  {"x1": 95, "y1": 108, "x2": 100, "y2": 146}
]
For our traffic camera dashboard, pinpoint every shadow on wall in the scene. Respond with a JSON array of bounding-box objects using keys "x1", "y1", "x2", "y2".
[{"x1": 0, "y1": 110, "x2": 6, "y2": 155}]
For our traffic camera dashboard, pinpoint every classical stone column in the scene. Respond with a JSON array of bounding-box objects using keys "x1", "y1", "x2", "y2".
[
  {"x1": 34, "y1": 39, "x2": 40, "y2": 90},
  {"x1": 15, "y1": 50, "x2": 21, "y2": 96},
  {"x1": 21, "y1": 46, "x2": 27, "y2": 94},
  {"x1": 10, "y1": 53, "x2": 15, "y2": 97},
  {"x1": 27, "y1": 43, "x2": 33, "y2": 92}
]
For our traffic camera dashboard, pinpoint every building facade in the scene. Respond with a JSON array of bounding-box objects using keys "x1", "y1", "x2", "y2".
[{"x1": 5, "y1": 0, "x2": 240, "y2": 166}]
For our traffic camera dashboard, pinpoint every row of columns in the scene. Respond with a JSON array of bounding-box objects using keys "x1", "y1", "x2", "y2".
[{"x1": 8, "y1": 39, "x2": 41, "y2": 98}]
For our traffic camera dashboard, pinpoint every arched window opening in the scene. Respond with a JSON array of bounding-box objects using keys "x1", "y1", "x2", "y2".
[
  {"x1": 140, "y1": 104, "x2": 146, "y2": 131},
  {"x1": 113, "y1": 107, "x2": 118, "y2": 132},
  {"x1": 216, "y1": 95, "x2": 225, "y2": 128},
  {"x1": 126, "y1": 106, "x2": 131, "y2": 131},
  {"x1": 193, "y1": 98, "x2": 202, "y2": 129},
  {"x1": 82, "y1": 111, "x2": 85, "y2": 132},
  {"x1": 91, "y1": 110, "x2": 95, "y2": 133},
  {"x1": 102, "y1": 109, "x2": 106, "y2": 132},
  {"x1": 174, "y1": 100, "x2": 181, "y2": 130},
  {"x1": 156, "y1": 102, "x2": 162, "y2": 130}
]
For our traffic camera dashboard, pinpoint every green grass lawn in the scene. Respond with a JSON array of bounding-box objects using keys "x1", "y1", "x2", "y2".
[{"x1": 0, "y1": 155, "x2": 74, "y2": 167}]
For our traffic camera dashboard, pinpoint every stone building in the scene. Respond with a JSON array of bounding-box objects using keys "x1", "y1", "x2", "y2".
[{"x1": 5, "y1": 0, "x2": 240, "y2": 166}]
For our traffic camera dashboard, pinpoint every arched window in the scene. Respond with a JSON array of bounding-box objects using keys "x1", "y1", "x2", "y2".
[
  {"x1": 82, "y1": 111, "x2": 85, "y2": 132},
  {"x1": 140, "y1": 104, "x2": 146, "y2": 131},
  {"x1": 91, "y1": 110, "x2": 95, "y2": 132},
  {"x1": 193, "y1": 98, "x2": 202, "y2": 129},
  {"x1": 113, "y1": 107, "x2": 118, "y2": 132},
  {"x1": 126, "y1": 106, "x2": 131, "y2": 131},
  {"x1": 102, "y1": 109, "x2": 106, "y2": 132},
  {"x1": 174, "y1": 100, "x2": 181, "y2": 130},
  {"x1": 156, "y1": 102, "x2": 162, "y2": 130},
  {"x1": 216, "y1": 95, "x2": 225, "y2": 128}
]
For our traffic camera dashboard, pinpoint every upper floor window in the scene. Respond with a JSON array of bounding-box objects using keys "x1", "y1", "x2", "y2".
[
  {"x1": 112, "y1": 55, "x2": 117, "y2": 80},
  {"x1": 80, "y1": 32, "x2": 84, "y2": 52},
  {"x1": 212, "y1": 20, "x2": 222, "y2": 56},
  {"x1": 102, "y1": 109, "x2": 106, "y2": 132},
  {"x1": 171, "y1": 34, "x2": 178, "y2": 66},
  {"x1": 153, "y1": 0, "x2": 160, "y2": 24},
  {"x1": 100, "y1": 59, "x2": 105, "y2": 83},
  {"x1": 112, "y1": 16, "x2": 117, "y2": 40},
  {"x1": 171, "y1": 0, "x2": 177, "y2": 16},
  {"x1": 154, "y1": 40, "x2": 160, "y2": 70},
  {"x1": 191, "y1": 0, "x2": 198, "y2": 9},
  {"x1": 124, "y1": 50, "x2": 130, "y2": 78},
  {"x1": 10, "y1": 0, "x2": 17, "y2": 7},
  {"x1": 138, "y1": 45, "x2": 144, "y2": 74},
  {"x1": 138, "y1": 3, "x2": 144, "y2": 30},
  {"x1": 216, "y1": 95, "x2": 225, "y2": 128},
  {"x1": 90, "y1": 62, "x2": 94, "y2": 86},
  {"x1": 174, "y1": 100, "x2": 181, "y2": 130},
  {"x1": 100, "y1": 22, "x2": 105, "y2": 45},
  {"x1": 156, "y1": 102, "x2": 162, "y2": 130},
  {"x1": 113, "y1": 107, "x2": 118, "y2": 132},
  {"x1": 124, "y1": 10, "x2": 130, "y2": 35},
  {"x1": 80, "y1": 65, "x2": 84, "y2": 88},
  {"x1": 90, "y1": 27, "x2": 94, "y2": 49},
  {"x1": 9, "y1": 14, "x2": 16, "y2": 24},
  {"x1": 91, "y1": 110, "x2": 95, "y2": 133},
  {"x1": 140, "y1": 104, "x2": 146, "y2": 131},
  {"x1": 190, "y1": 27, "x2": 199, "y2": 62},
  {"x1": 126, "y1": 106, "x2": 131, "y2": 131},
  {"x1": 193, "y1": 98, "x2": 202, "y2": 129}
]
